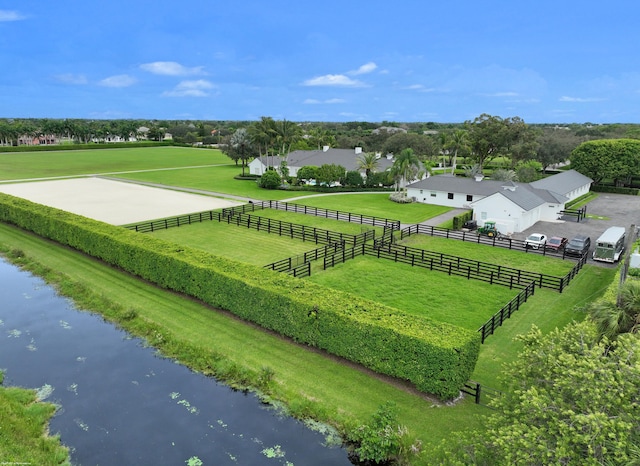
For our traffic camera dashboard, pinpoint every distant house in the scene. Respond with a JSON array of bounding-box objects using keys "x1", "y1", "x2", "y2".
[
  {"x1": 405, "y1": 170, "x2": 592, "y2": 234},
  {"x1": 17, "y1": 135, "x2": 57, "y2": 146},
  {"x1": 248, "y1": 146, "x2": 395, "y2": 178},
  {"x1": 372, "y1": 126, "x2": 407, "y2": 135}
]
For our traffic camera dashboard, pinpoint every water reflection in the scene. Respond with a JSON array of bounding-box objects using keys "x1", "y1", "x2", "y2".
[{"x1": 0, "y1": 260, "x2": 352, "y2": 465}]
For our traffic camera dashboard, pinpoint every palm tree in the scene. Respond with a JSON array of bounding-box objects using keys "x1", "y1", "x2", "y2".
[
  {"x1": 275, "y1": 118, "x2": 300, "y2": 156},
  {"x1": 356, "y1": 152, "x2": 380, "y2": 178},
  {"x1": 248, "y1": 116, "x2": 277, "y2": 158},
  {"x1": 230, "y1": 128, "x2": 253, "y2": 176},
  {"x1": 588, "y1": 280, "x2": 640, "y2": 341},
  {"x1": 390, "y1": 148, "x2": 422, "y2": 193},
  {"x1": 447, "y1": 129, "x2": 469, "y2": 174}
]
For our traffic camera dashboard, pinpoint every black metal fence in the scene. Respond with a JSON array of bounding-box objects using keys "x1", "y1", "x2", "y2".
[
  {"x1": 257, "y1": 200, "x2": 401, "y2": 230},
  {"x1": 477, "y1": 282, "x2": 536, "y2": 343},
  {"x1": 224, "y1": 213, "x2": 376, "y2": 247},
  {"x1": 400, "y1": 224, "x2": 582, "y2": 260},
  {"x1": 461, "y1": 380, "x2": 503, "y2": 406},
  {"x1": 264, "y1": 243, "x2": 346, "y2": 277},
  {"x1": 127, "y1": 210, "x2": 224, "y2": 233},
  {"x1": 559, "y1": 206, "x2": 587, "y2": 222},
  {"x1": 358, "y1": 242, "x2": 566, "y2": 291}
]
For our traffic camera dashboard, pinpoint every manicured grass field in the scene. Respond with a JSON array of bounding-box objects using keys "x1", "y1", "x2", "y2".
[
  {"x1": 249, "y1": 208, "x2": 383, "y2": 235},
  {"x1": 287, "y1": 193, "x2": 453, "y2": 224},
  {"x1": 308, "y1": 255, "x2": 518, "y2": 330},
  {"x1": 398, "y1": 234, "x2": 576, "y2": 276},
  {"x1": 115, "y1": 164, "x2": 314, "y2": 200},
  {"x1": 0, "y1": 146, "x2": 228, "y2": 181},
  {"x1": 470, "y1": 264, "x2": 615, "y2": 389},
  {"x1": 149, "y1": 220, "x2": 326, "y2": 266}
]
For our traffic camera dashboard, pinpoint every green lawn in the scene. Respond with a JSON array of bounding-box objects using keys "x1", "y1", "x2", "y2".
[
  {"x1": 149, "y1": 220, "x2": 327, "y2": 266},
  {"x1": 249, "y1": 208, "x2": 383, "y2": 235},
  {"x1": 471, "y1": 264, "x2": 616, "y2": 389},
  {"x1": 397, "y1": 234, "x2": 576, "y2": 276},
  {"x1": 307, "y1": 255, "x2": 518, "y2": 330},
  {"x1": 115, "y1": 164, "x2": 315, "y2": 200},
  {"x1": 287, "y1": 193, "x2": 454, "y2": 224},
  {"x1": 0, "y1": 146, "x2": 229, "y2": 181}
]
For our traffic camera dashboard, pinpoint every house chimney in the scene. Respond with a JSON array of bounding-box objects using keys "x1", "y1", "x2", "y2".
[
  {"x1": 354, "y1": 147, "x2": 362, "y2": 154},
  {"x1": 323, "y1": 145, "x2": 329, "y2": 152}
]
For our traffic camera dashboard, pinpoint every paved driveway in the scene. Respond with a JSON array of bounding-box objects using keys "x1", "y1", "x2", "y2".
[{"x1": 512, "y1": 193, "x2": 640, "y2": 266}]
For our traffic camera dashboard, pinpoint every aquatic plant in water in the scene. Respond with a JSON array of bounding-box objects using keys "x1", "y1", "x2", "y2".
[
  {"x1": 303, "y1": 419, "x2": 342, "y2": 447},
  {"x1": 185, "y1": 456, "x2": 203, "y2": 466},
  {"x1": 59, "y1": 320, "x2": 72, "y2": 330},
  {"x1": 261, "y1": 445, "x2": 285, "y2": 458},
  {"x1": 36, "y1": 383, "x2": 54, "y2": 401}
]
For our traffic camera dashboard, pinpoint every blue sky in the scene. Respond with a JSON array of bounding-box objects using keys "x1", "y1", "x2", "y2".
[{"x1": 1, "y1": 1, "x2": 639, "y2": 123}]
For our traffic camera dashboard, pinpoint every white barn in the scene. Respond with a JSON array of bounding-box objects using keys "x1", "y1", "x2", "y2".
[{"x1": 406, "y1": 170, "x2": 592, "y2": 234}]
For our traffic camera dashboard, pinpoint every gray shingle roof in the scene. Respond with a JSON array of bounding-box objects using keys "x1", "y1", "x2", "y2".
[
  {"x1": 407, "y1": 175, "x2": 520, "y2": 196},
  {"x1": 529, "y1": 169, "x2": 593, "y2": 196},
  {"x1": 259, "y1": 149, "x2": 394, "y2": 172},
  {"x1": 408, "y1": 174, "x2": 569, "y2": 210}
]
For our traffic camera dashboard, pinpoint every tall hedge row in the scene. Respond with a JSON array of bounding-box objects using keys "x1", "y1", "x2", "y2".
[{"x1": 0, "y1": 193, "x2": 480, "y2": 399}]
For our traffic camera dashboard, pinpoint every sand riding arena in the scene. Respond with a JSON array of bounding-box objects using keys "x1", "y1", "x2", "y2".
[{"x1": 0, "y1": 177, "x2": 244, "y2": 225}]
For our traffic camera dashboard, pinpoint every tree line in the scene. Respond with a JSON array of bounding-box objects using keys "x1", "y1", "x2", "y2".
[{"x1": 3, "y1": 116, "x2": 640, "y2": 185}]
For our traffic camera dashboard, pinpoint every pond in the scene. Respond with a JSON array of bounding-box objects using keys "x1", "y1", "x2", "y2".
[{"x1": 0, "y1": 259, "x2": 353, "y2": 465}]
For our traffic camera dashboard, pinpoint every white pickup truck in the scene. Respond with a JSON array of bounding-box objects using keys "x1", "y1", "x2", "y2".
[{"x1": 523, "y1": 233, "x2": 547, "y2": 249}]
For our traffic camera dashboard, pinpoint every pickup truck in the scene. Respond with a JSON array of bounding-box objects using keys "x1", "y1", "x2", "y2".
[
  {"x1": 545, "y1": 236, "x2": 568, "y2": 251},
  {"x1": 523, "y1": 233, "x2": 547, "y2": 249}
]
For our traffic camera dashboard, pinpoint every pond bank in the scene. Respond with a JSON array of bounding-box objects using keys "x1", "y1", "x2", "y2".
[{"x1": 0, "y1": 258, "x2": 352, "y2": 465}]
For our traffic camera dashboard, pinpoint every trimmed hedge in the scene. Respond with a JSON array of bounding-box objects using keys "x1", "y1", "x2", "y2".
[
  {"x1": 592, "y1": 184, "x2": 639, "y2": 195},
  {"x1": 0, "y1": 141, "x2": 172, "y2": 153},
  {"x1": 0, "y1": 194, "x2": 480, "y2": 399},
  {"x1": 452, "y1": 211, "x2": 473, "y2": 230}
]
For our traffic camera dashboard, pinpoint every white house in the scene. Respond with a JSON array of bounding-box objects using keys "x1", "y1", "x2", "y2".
[
  {"x1": 406, "y1": 170, "x2": 592, "y2": 234},
  {"x1": 248, "y1": 146, "x2": 395, "y2": 177}
]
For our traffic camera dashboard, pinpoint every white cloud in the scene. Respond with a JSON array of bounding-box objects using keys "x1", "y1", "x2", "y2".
[
  {"x1": 402, "y1": 84, "x2": 436, "y2": 92},
  {"x1": 140, "y1": 61, "x2": 205, "y2": 76},
  {"x1": 484, "y1": 91, "x2": 519, "y2": 97},
  {"x1": 302, "y1": 74, "x2": 366, "y2": 87},
  {"x1": 99, "y1": 74, "x2": 136, "y2": 88},
  {"x1": 303, "y1": 98, "x2": 346, "y2": 104},
  {"x1": 349, "y1": 62, "x2": 377, "y2": 75},
  {"x1": 162, "y1": 80, "x2": 215, "y2": 97},
  {"x1": 54, "y1": 73, "x2": 88, "y2": 85},
  {"x1": 559, "y1": 96, "x2": 605, "y2": 103},
  {"x1": 0, "y1": 10, "x2": 25, "y2": 21}
]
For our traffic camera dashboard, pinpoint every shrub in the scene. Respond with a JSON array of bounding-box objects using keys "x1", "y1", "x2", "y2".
[
  {"x1": 592, "y1": 184, "x2": 639, "y2": 195},
  {"x1": 353, "y1": 402, "x2": 421, "y2": 465},
  {"x1": 259, "y1": 170, "x2": 282, "y2": 189},
  {"x1": 389, "y1": 192, "x2": 413, "y2": 203},
  {"x1": 452, "y1": 211, "x2": 473, "y2": 230}
]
